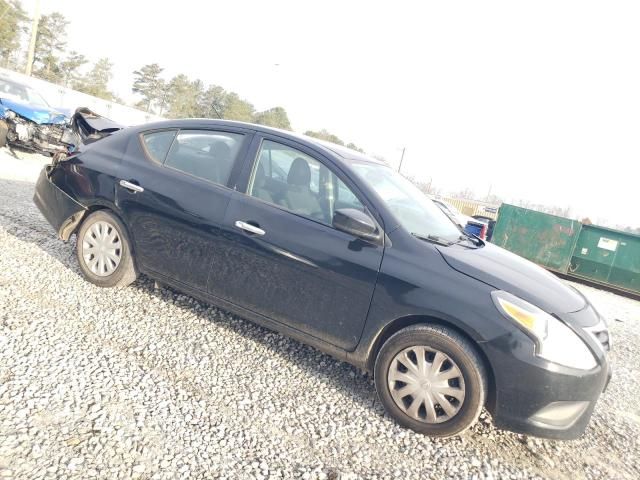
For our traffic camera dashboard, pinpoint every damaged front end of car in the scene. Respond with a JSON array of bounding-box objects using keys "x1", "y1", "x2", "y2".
[
  {"x1": 0, "y1": 97, "x2": 76, "y2": 156},
  {"x1": 0, "y1": 100, "x2": 124, "y2": 158}
]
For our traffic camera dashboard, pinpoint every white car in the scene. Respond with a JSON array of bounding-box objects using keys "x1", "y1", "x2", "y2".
[
  {"x1": 431, "y1": 198, "x2": 471, "y2": 226},
  {"x1": 431, "y1": 198, "x2": 488, "y2": 239}
]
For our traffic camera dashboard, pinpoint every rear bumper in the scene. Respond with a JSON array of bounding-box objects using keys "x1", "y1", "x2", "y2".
[
  {"x1": 483, "y1": 329, "x2": 611, "y2": 440},
  {"x1": 33, "y1": 166, "x2": 86, "y2": 239}
]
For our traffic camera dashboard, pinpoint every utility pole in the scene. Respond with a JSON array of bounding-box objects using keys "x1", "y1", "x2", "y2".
[
  {"x1": 25, "y1": 0, "x2": 41, "y2": 76},
  {"x1": 485, "y1": 183, "x2": 493, "y2": 202},
  {"x1": 397, "y1": 147, "x2": 406, "y2": 173}
]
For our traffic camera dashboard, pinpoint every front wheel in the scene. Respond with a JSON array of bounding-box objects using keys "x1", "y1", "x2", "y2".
[
  {"x1": 76, "y1": 210, "x2": 137, "y2": 288},
  {"x1": 374, "y1": 324, "x2": 488, "y2": 437}
]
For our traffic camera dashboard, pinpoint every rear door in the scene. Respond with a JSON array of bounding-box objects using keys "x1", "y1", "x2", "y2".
[
  {"x1": 207, "y1": 135, "x2": 384, "y2": 351},
  {"x1": 117, "y1": 126, "x2": 253, "y2": 290}
]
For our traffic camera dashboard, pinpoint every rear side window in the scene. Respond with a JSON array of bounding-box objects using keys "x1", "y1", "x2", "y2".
[
  {"x1": 142, "y1": 130, "x2": 177, "y2": 163},
  {"x1": 164, "y1": 130, "x2": 245, "y2": 186}
]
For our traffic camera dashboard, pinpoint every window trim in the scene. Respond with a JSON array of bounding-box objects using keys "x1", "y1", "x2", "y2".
[
  {"x1": 245, "y1": 137, "x2": 381, "y2": 233},
  {"x1": 140, "y1": 127, "x2": 251, "y2": 190},
  {"x1": 139, "y1": 129, "x2": 178, "y2": 165}
]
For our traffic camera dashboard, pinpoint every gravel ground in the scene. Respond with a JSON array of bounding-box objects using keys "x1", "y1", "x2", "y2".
[{"x1": 0, "y1": 146, "x2": 639, "y2": 480}]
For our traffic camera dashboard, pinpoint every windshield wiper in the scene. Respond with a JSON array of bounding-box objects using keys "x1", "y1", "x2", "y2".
[
  {"x1": 455, "y1": 232, "x2": 483, "y2": 247},
  {"x1": 412, "y1": 233, "x2": 453, "y2": 247}
]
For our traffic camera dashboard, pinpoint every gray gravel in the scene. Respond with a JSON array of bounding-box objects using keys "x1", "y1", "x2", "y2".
[{"x1": 1, "y1": 147, "x2": 639, "y2": 479}]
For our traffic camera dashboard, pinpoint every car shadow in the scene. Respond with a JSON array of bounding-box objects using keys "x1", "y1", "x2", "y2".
[{"x1": 129, "y1": 277, "x2": 386, "y2": 416}]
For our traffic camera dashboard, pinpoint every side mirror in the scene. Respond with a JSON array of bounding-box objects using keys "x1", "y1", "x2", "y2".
[{"x1": 332, "y1": 208, "x2": 380, "y2": 241}]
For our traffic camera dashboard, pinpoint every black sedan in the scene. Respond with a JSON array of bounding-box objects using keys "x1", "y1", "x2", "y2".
[{"x1": 34, "y1": 119, "x2": 611, "y2": 439}]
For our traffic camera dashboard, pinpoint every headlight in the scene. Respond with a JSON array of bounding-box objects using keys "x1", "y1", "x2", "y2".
[{"x1": 491, "y1": 291, "x2": 597, "y2": 370}]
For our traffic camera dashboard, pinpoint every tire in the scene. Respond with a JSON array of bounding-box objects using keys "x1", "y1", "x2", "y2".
[
  {"x1": 76, "y1": 210, "x2": 137, "y2": 288},
  {"x1": 374, "y1": 324, "x2": 488, "y2": 437}
]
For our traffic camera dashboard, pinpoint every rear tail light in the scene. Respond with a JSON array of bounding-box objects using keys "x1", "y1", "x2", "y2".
[{"x1": 479, "y1": 224, "x2": 487, "y2": 240}]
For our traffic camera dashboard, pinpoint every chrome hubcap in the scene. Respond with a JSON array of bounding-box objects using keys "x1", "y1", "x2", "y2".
[
  {"x1": 82, "y1": 220, "x2": 122, "y2": 277},
  {"x1": 388, "y1": 346, "x2": 465, "y2": 423}
]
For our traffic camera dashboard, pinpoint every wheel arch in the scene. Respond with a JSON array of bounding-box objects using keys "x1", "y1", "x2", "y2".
[
  {"x1": 73, "y1": 204, "x2": 137, "y2": 259},
  {"x1": 366, "y1": 314, "x2": 497, "y2": 411},
  {"x1": 68, "y1": 201, "x2": 127, "y2": 236}
]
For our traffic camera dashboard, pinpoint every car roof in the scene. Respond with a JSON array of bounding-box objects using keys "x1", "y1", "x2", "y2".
[{"x1": 134, "y1": 118, "x2": 387, "y2": 167}]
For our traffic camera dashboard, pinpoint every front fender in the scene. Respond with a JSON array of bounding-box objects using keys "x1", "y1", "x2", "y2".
[{"x1": 349, "y1": 232, "x2": 510, "y2": 371}]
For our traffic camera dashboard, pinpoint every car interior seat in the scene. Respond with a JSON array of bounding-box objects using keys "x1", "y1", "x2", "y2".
[
  {"x1": 284, "y1": 157, "x2": 325, "y2": 221},
  {"x1": 252, "y1": 163, "x2": 276, "y2": 204},
  {"x1": 207, "y1": 141, "x2": 233, "y2": 184}
]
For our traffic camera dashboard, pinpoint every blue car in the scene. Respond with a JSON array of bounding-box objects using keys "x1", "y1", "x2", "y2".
[{"x1": 0, "y1": 75, "x2": 75, "y2": 155}]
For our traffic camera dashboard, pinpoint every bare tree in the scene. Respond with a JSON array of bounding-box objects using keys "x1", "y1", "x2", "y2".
[{"x1": 453, "y1": 188, "x2": 476, "y2": 200}]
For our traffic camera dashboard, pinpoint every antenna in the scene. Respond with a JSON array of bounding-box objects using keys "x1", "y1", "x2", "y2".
[
  {"x1": 398, "y1": 147, "x2": 406, "y2": 173},
  {"x1": 210, "y1": 103, "x2": 222, "y2": 119}
]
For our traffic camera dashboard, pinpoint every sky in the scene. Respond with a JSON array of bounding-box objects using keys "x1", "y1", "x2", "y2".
[{"x1": 19, "y1": 0, "x2": 640, "y2": 227}]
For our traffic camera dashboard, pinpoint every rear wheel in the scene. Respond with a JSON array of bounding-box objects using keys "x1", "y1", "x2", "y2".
[
  {"x1": 76, "y1": 210, "x2": 137, "y2": 288},
  {"x1": 374, "y1": 324, "x2": 487, "y2": 437}
]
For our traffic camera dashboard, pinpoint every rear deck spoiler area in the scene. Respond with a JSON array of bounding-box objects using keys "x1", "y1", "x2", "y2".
[{"x1": 70, "y1": 107, "x2": 125, "y2": 146}]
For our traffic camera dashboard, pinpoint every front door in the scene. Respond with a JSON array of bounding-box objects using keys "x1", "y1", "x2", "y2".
[{"x1": 207, "y1": 136, "x2": 384, "y2": 351}]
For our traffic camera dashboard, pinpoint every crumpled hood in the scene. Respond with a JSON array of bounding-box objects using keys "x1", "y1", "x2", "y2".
[
  {"x1": 437, "y1": 242, "x2": 586, "y2": 314},
  {"x1": 0, "y1": 97, "x2": 68, "y2": 125}
]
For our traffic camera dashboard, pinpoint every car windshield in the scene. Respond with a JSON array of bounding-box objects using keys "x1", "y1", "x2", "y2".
[
  {"x1": 350, "y1": 161, "x2": 462, "y2": 242},
  {"x1": 0, "y1": 78, "x2": 49, "y2": 107}
]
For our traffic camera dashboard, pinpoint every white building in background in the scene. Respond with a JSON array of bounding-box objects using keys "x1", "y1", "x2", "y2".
[{"x1": 0, "y1": 67, "x2": 164, "y2": 126}]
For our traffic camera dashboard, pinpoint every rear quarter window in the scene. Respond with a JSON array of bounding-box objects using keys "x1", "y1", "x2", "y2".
[{"x1": 141, "y1": 130, "x2": 177, "y2": 163}]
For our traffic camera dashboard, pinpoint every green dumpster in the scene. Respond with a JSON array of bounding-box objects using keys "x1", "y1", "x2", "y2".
[
  {"x1": 569, "y1": 225, "x2": 640, "y2": 295},
  {"x1": 492, "y1": 204, "x2": 582, "y2": 273},
  {"x1": 493, "y1": 204, "x2": 640, "y2": 296}
]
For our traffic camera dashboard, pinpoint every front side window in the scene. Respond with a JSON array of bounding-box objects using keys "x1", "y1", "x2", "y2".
[
  {"x1": 248, "y1": 140, "x2": 365, "y2": 225},
  {"x1": 164, "y1": 130, "x2": 244, "y2": 186}
]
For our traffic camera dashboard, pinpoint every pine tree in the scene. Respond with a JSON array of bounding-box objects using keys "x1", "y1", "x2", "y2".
[{"x1": 132, "y1": 63, "x2": 164, "y2": 112}]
